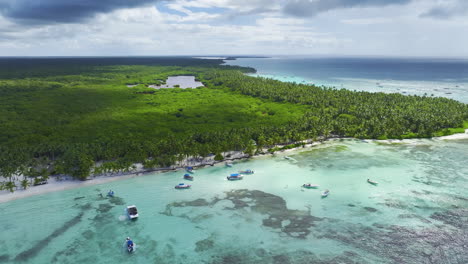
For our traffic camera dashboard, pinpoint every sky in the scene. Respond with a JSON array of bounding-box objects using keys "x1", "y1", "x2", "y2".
[{"x1": 0, "y1": 0, "x2": 467, "y2": 57}]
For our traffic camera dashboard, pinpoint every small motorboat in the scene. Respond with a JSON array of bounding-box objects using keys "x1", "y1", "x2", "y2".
[
  {"x1": 367, "y1": 179, "x2": 378, "y2": 185},
  {"x1": 239, "y1": 169, "x2": 254, "y2": 174},
  {"x1": 183, "y1": 174, "x2": 194, "y2": 181},
  {"x1": 175, "y1": 183, "x2": 191, "y2": 189},
  {"x1": 125, "y1": 237, "x2": 135, "y2": 253},
  {"x1": 127, "y1": 205, "x2": 139, "y2": 220},
  {"x1": 225, "y1": 162, "x2": 233, "y2": 167},
  {"x1": 321, "y1": 189, "x2": 330, "y2": 198},
  {"x1": 302, "y1": 183, "x2": 319, "y2": 189},
  {"x1": 186, "y1": 166, "x2": 195, "y2": 174},
  {"x1": 284, "y1": 156, "x2": 297, "y2": 162},
  {"x1": 227, "y1": 173, "x2": 243, "y2": 181}
]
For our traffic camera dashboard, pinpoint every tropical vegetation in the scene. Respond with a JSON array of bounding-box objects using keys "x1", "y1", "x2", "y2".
[{"x1": 0, "y1": 57, "x2": 466, "y2": 188}]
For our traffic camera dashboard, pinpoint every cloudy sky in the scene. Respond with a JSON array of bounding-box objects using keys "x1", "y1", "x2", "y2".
[{"x1": 0, "y1": 0, "x2": 467, "y2": 57}]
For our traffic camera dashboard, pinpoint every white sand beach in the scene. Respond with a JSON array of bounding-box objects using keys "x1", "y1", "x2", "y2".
[{"x1": 1, "y1": 130, "x2": 466, "y2": 203}]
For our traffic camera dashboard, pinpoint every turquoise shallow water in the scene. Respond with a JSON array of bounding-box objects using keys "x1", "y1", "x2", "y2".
[{"x1": 2, "y1": 138, "x2": 467, "y2": 263}]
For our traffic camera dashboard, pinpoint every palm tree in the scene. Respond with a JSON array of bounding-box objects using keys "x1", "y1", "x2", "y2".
[
  {"x1": 5, "y1": 181, "x2": 16, "y2": 193},
  {"x1": 20, "y1": 178, "x2": 30, "y2": 190}
]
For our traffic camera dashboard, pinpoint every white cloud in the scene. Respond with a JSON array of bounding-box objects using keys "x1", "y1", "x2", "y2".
[{"x1": 0, "y1": 0, "x2": 466, "y2": 57}]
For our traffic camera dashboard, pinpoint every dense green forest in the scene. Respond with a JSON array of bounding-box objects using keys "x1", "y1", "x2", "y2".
[{"x1": 0, "y1": 57, "x2": 467, "y2": 190}]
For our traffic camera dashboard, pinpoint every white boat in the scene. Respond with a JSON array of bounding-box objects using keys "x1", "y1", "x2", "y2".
[
  {"x1": 175, "y1": 183, "x2": 191, "y2": 189},
  {"x1": 227, "y1": 173, "x2": 243, "y2": 181},
  {"x1": 367, "y1": 179, "x2": 378, "y2": 185},
  {"x1": 239, "y1": 169, "x2": 254, "y2": 174},
  {"x1": 321, "y1": 189, "x2": 330, "y2": 198},
  {"x1": 127, "y1": 205, "x2": 139, "y2": 220},
  {"x1": 225, "y1": 162, "x2": 233, "y2": 167}
]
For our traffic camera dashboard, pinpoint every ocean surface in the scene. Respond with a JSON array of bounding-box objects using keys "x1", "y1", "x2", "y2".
[
  {"x1": 2, "y1": 138, "x2": 467, "y2": 263},
  {"x1": 2, "y1": 57, "x2": 468, "y2": 264},
  {"x1": 224, "y1": 56, "x2": 468, "y2": 103}
]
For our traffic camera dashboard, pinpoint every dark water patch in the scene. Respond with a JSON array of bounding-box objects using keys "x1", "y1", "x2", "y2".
[
  {"x1": 255, "y1": 248, "x2": 267, "y2": 257},
  {"x1": 226, "y1": 190, "x2": 323, "y2": 238},
  {"x1": 79, "y1": 203, "x2": 92, "y2": 210},
  {"x1": 363, "y1": 207, "x2": 378, "y2": 213},
  {"x1": 413, "y1": 204, "x2": 441, "y2": 210},
  {"x1": 372, "y1": 223, "x2": 385, "y2": 229},
  {"x1": 273, "y1": 254, "x2": 291, "y2": 264},
  {"x1": 453, "y1": 195, "x2": 468, "y2": 202},
  {"x1": 161, "y1": 199, "x2": 211, "y2": 216},
  {"x1": 398, "y1": 214, "x2": 432, "y2": 224},
  {"x1": 195, "y1": 238, "x2": 214, "y2": 252},
  {"x1": 108, "y1": 196, "x2": 125, "y2": 205},
  {"x1": 52, "y1": 234, "x2": 89, "y2": 264},
  {"x1": 410, "y1": 189, "x2": 433, "y2": 195},
  {"x1": 52, "y1": 241, "x2": 80, "y2": 262},
  {"x1": 321, "y1": 208, "x2": 468, "y2": 263},
  {"x1": 162, "y1": 243, "x2": 175, "y2": 259},
  {"x1": 0, "y1": 254, "x2": 9, "y2": 262},
  {"x1": 192, "y1": 213, "x2": 214, "y2": 223},
  {"x1": 169, "y1": 198, "x2": 210, "y2": 208},
  {"x1": 82, "y1": 230, "x2": 95, "y2": 240},
  {"x1": 14, "y1": 212, "x2": 84, "y2": 262},
  {"x1": 379, "y1": 199, "x2": 408, "y2": 209},
  {"x1": 430, "y1": 209, "x2": 468, "y2": 229},
  {"x1": 97, "y1": 203, "x2": 113, "y2": 213},
  {"x1": 211, "y1": 254, "x2": 243, "y2": 264},
  {"x1": 164, "y1": 189, "x2": 322, "y2": 239},
  {"x1": 347, "y1": 204, "x2": 356, "y2": 207},
  {"x1": 209, "y1": 248, "x2": 369, "y2": 264},
  {"x1": 74, "y1": 196, "x2": 85, "y2": 200}
]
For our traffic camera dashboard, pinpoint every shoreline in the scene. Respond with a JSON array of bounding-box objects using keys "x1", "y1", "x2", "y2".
[{"x1": 1, "y1": 130, "x2": 467, "y2": 204}]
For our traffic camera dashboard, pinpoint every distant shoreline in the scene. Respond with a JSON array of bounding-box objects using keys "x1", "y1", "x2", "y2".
[{"x1": 1, "y1": 130, "x2": 467, "y2": 204}]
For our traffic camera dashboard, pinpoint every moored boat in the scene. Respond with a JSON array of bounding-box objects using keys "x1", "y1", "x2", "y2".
[
  {"x1": 225, "y1": 162, "x2": 233, "y2": 167},
  {"x1": 175, "y1": 183, "x2": 191, "y2": 189},
  {"x1": 321, "y1": 189, "x2": 330, "y2": 198},
  {"x1": 125, "y1": 237, "x2": 135, "y2": 253},
  {"x1": 127, "y1": 205, "x2": 139, "y2": 220},
  {"x1": 183, "y1": 174, "x2": 194, "y2": 180},
  {"x1": 186, "y1": 166, "x2": 195, "y2": 174},
  {"x1": 227, "y1": 173, "x2": 243, "y2": 181},
  {"x1": 367, "y1": 179, "x2": 378, "y2": 185},
  {"x1": 239, "y1": 169, "x2": 254, "y2": 174},
  {"x1": 302, "y1": 183, "x2": 319, "y2": 189},
  {"x1": 284, "y1": 156, "x2": 297, "y2": 162}
]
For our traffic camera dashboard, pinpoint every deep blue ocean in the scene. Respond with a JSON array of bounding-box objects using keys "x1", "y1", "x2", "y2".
[{"x1": 224, "y1": 56, "x2": 468, "y2": 103}]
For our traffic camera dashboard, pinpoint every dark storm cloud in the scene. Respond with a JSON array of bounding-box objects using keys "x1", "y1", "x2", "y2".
[
  {"x1": 0, "y1": 0, "x2": 164, "y2": 24},
  {"x1": 283, "y1": 0, "x2": 412, "y2": 17}
]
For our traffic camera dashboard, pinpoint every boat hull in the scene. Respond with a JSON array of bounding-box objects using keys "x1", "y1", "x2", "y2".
[
  {"x1": 175, "y1": 185, "x2": 191, "y2": 189},
  {"x1": 367, "y1": 180, "x2": 378, "y2": 185}
]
